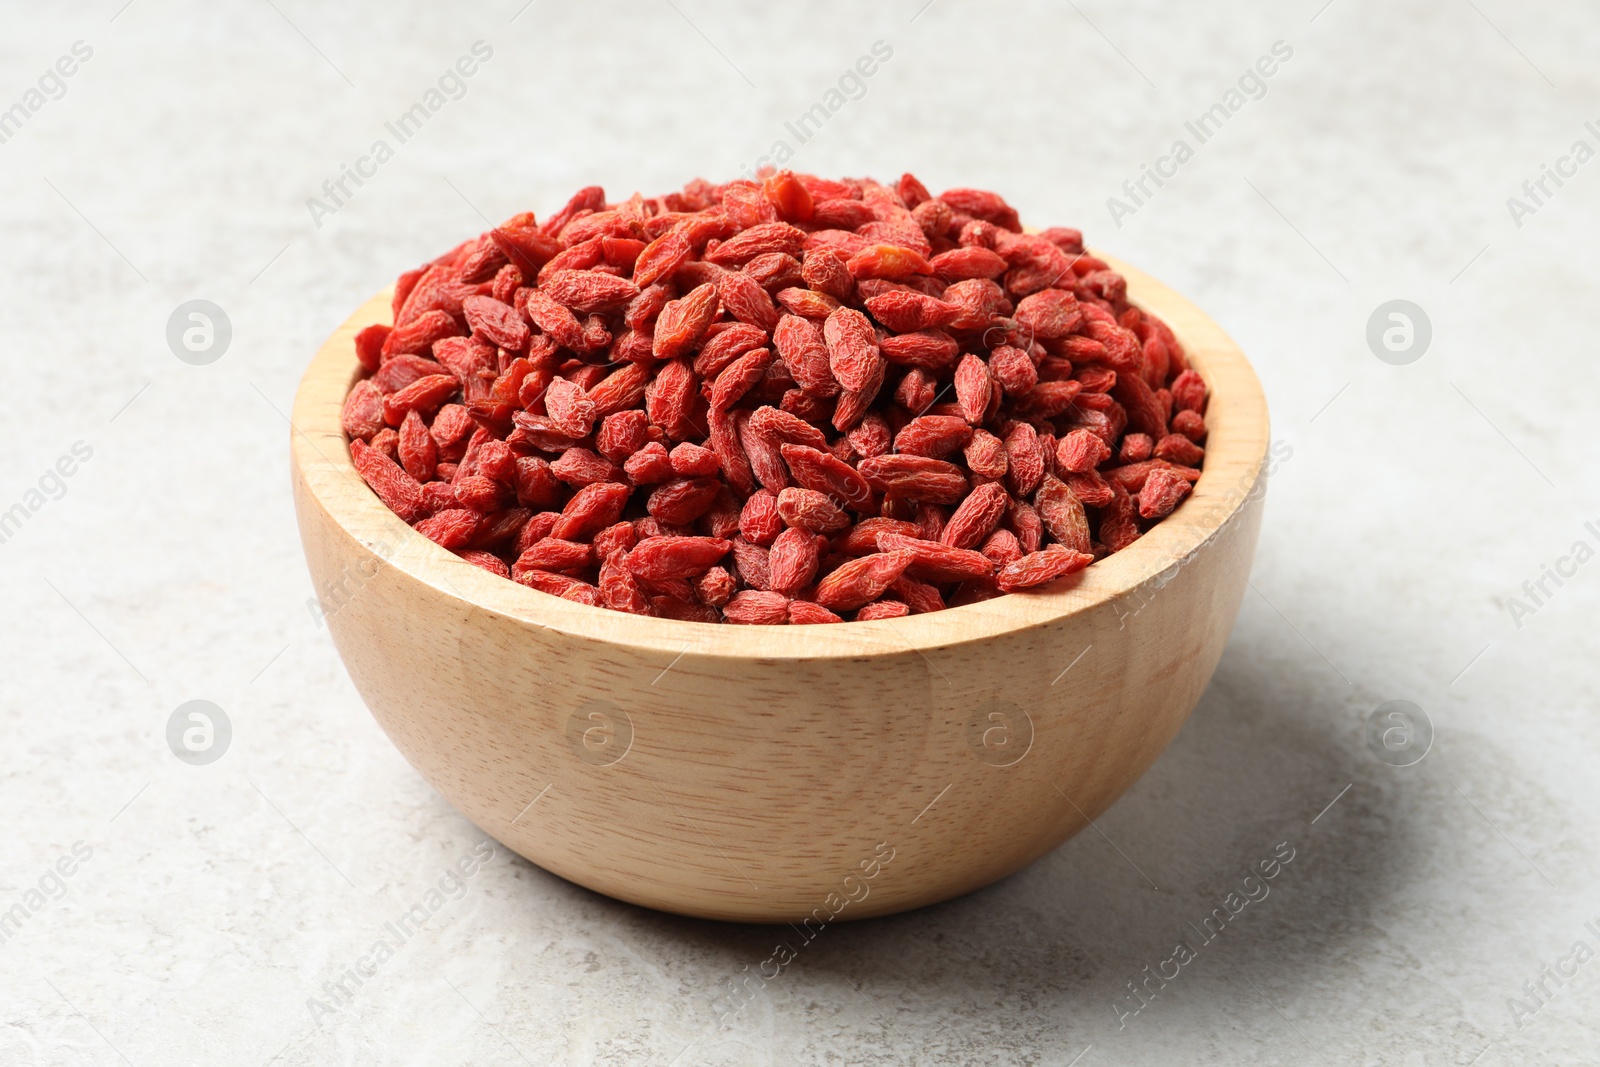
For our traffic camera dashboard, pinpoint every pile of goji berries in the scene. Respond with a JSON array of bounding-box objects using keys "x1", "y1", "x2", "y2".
[{"x1": 343, "y1": 172, "x2": 1209, "y2": 624}]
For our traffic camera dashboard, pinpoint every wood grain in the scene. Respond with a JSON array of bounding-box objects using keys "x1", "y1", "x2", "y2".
[{"x1": 290, "y1": 252, "x2": 1270, "y2": 922}]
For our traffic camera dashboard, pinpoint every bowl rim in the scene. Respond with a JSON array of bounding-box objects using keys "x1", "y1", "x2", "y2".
[{"x1": 292, "y1": 250, "x2": 1270, "y2": 661}]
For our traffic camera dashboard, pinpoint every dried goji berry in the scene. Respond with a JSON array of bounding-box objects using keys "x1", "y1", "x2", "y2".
[
  {"x1": 822, "y1": 308, "x2": 883, "y2": 394},
  {"x1": 800, "y1": 248, "x2": 853, "y2": 301},
  {"x1": 453, "y1": 474, "x2": 505, "y2": 513},
  {"x1": 811, "y1": 200, "x2": 877, "y2": 230},
  {"x1": 995, "y1": 548, "x2": 1094, "y2": 592},
  {"x1": 1057, "y1": 428, "x2": 1111, "y2": 473},
  {"x1": 721, "y1": 181, "x2": 779, "y2": 229},
  {"x1": 647, "y1": 477, "x2": 722, "y2": 525},
  {"x1": 1154, "y1": 433, "x2": 1205, "y2": 466},
  {"x1": 627, "y1": 535, "x2": 733, "y2": 579},
  {"x1": 988, "y1": 345, "x2": 1038, "y2": 397},
  {"x1": 889, "y1": 575, "x2": 945, "y2": 614},
  {"x1": 694, "y1": 566, "x2": 736, "y2": 607},
  {"x1": 542, "y1": 377, "x2": 597, "y2": 437},
  {"x1": 514, "y1": 568, "x2": 596, "y2": 600},
  {"x1": 1113, "y1": 369, "x2": 1168, "y2": 439},
  {"x1": 458, "y1": 548, "x2": 511, "y2": 577},
  {"x1": 858, "y1": 454, "x2": 967, "y2": 505},
  {"x1": 769, "y1": 527, "x2": 821, "y2": 594},
  {"x1": 894, "y1": 415, "x2": 973, "y2": 459},
  {"x1": 694, "y1": 322, "x2": 768, "y2": 378},
  {"x1": 783, "y1": 600, "x2": 839, "y2": 624},
  {"x1": 1064, "y1": 469, "x2": 1115, "y2": 509},
  {"x1": 940, "y1": 188, "x2": 1021, "y2": 231},
  {"x1": 896, "y1": 173, "x2": 931, "y2": 209},
  {"x1": 980, "y1": 528, "x2": 1023, "y2": 567},
  {"x1": 540, "y1": 269, "x2": 639, "y2": 313},
  {"x1": 912, "y1": 197, "x2": 952, "y2": 241},
  {"x1": 594, "y1": 410, "x2": 646, "y2": 462},
  {"x1": 1002, "y1": 422, "x2": 1045, "y2": 497},
  {"x1": 745, "y1": 252, "x2": 805, "y2": 293},
  {"x1": 879, "y1": 330, "x2": 960, "y2": 370},
  {"x1": 852, "y1": 238, "x2": 931, "y2": 277},
  {"x1": 1118, "y1": 432, "x2": 1154, "y2": 464},
  {"x1": 893, "y1": 367, "x2": 938, "y2": 414},
  {"x1": 597, "y1": 551, "x2": 651, "y2": 615},
  {"x1": 1013, "y1": 380, "x2": 1083, "y2": 419},
  {"x1": 874, "y1": 532, "x2": 995, "y2": 583},
  {"x1": 668, "y1": 441, "x2": 720, "y2": 477},
  {"x1": 707, "y1": 406, "x2": 755, "y2": 496},
  {"x1": 723, "y1": 589, "x2": 790, "y2": 624},
  {"x1": 621, "y1": 301, "x2": 668, "y2": 352},
  {"x1": 645, "y1": 358, "x2": 702, "y2": 441},
  {"x1": 836, "y1": 517, "x2": 920, "y2": 555},
  {"x1": 814, "y1": 550, "x2": 914, "y2": 611},
  {"x1": 550, "y1": 447, "x2": 622, "y2": 487},
  {"x1": 373, "y1": 354, "x2": 450, "y2": 398},
  {"x1": 515, "y1": 537, "x2": 594, "y2": 575},
  {"x1": 651, "y1": 282, "x2": 720, "y2": 360},
  {"x1": 776, "y1": 487, "x2": 849, "y2": 534},
  {"x1": 710, "y1": 347, "x2": 774, "y2": 411},
  {"x1": 462, "y1": 295, "x2": 530, "y2": 351},
  {"x1": 1106, "y1": 460, "x2": 1200, "y2": 494},
  {"x1": 354, "y1": 324, "x2": 390, "y2": 371},
  {"x1": 342, "y1": 379, "x2": 385, "y2": 441},
  {"x1": 863, "y1": 291, "x2": 959, "y2": 332},
  {"x1": 1137, "y1": 467, "x2": 1192, "y2": 519},
  {"x1": 1013, "y1": 289, "x2": 1083, "y2": 339},
  {"x1": 622, "y1": 441, "x2": 673, "y2": 484},
  {"x1": 382, "y1": 374, "x2": 458, "y2": 427},
  {"x1": 705, "y1": 222, "x2": 806, "y2": 266},
  {"x1": 960, "y1": 429, "x2": 1008, "y2": 481},
  {"x1": 717, "y1": 270, "x2": 780, "y2": 331},
  {"x1": 415, "y1": 508, "x2": 478, "y2": 549},
  {"x1": 954, "y1": 354, "x2": 992, "y2": 425},
  {"x1": 941, "y1": 482, "x2": 1009, "y2": 550},
  {"x1": 734, "y1": 488, "x2": 781, "y2": 546},
  {"x1": 831, "y1": 416, "x2": 880, "y2": 462},
  {"x1": 929, "y1": 246, "x2": 1007, "y2": 281},
  {"x1": 770, "y1": 314, "x2": 837, "y2": 398},
  {"x1": 550, "y1": 482, "x2": 629, "y2": 540},
  {"x1": 937, "y1": 279, "x2": 1005, "y2": 332},
  {"x1": 1170, "y1": 408, "x2": 1206, "y2": 442},
  {"x1": 1170, "y1": 369, "x2": 1207, "y2": 414},
  {"x1": 422, "y1": 480, "x2": 460, "y2": 513},
  {"x1": 587, "y1": 362, "x2": 653, "y2": 418},
  {"x1": 730, "y1": 536, "x2": 772, "y2": 590},
  {"x1": 383, "y1": 308, "x2": 461, "y2": 359},
  {"x1": 1034, "y1": 475, "x2": 1091, "y2": 554},
  {"x1": 775, "y1": 286, "x2": 843, "y2": 320},
  {"x1": 914, "y1": 503, "x2": 947, "y2": 543},
  {"x1": 350, "y1": 439, "x2": 429, "y2": 523},
  {"x1": 397, "y1": 408, "x2": 438, "y2": 482}
]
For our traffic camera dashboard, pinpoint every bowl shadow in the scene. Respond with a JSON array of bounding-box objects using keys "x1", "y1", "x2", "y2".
[{"x1": 479, "y1": 610, "x2": 1428, "y2": 1057}]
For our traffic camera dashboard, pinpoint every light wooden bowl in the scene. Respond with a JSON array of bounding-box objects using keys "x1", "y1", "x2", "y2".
[{"x1": 291, "y1": 252, "x2": 1268, "y2": 923}]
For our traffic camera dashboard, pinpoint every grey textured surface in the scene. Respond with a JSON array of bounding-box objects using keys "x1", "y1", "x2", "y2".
[{"x1": 2, "y1": 2, "x2": 1598, "y2": 1064}]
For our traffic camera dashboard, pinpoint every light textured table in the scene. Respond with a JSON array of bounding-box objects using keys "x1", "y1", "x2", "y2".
[{"x1": 2, "y1": 2, "x2": 1596, "y2": 1064}]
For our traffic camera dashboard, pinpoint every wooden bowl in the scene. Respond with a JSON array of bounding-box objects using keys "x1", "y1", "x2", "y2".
[{"x1": 291, "y1": 253, "x2": 1269, "y2": 923}]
